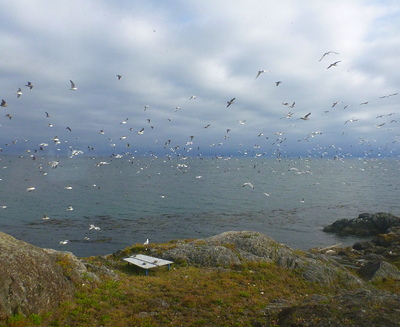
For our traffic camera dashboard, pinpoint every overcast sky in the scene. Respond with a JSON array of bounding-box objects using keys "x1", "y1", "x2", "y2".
[{"x1": 1, "y1": 0, "x2": 399, "y2": 159}]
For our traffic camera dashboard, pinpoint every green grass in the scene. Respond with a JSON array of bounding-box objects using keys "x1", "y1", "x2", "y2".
[{"x1": 1, "y1": 242, "x2": 399, "y2": 327}]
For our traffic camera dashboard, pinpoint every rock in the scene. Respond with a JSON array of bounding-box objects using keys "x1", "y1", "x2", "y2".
[
  {"x1": 357, "y1": 260, "x2": 400, "y2": 282},
  {"x1": 161, "y1": 231, "x2": 364, "y2": 287},
  {"x1": 0, "y1": 231, "x2": 75, "y2": 317},
  {"x1": 353, "y1": 241, "x2": 375, "y2": 251},
  {"x1": 264, "y1": 288, "x2": 400, "y2": 327},
  {"x1": 323, "y1": 212, "x2": 400, "y2": 236}
]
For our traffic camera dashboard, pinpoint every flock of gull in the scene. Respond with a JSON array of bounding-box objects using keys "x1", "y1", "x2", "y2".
[{"x1": 0, "y1": 49, "x2": 399, "y2": 248}]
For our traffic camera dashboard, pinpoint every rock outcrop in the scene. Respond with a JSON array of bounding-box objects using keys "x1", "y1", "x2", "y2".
[
  {"x1": 161, "y1": 231, "x2": 364, "y2": 287},
  {"x1": 323, "y1": 212, "x2": 400, "y2": 236},
  {"x1": 0, "y1": 232, "x2": 75, "y2": 317}
]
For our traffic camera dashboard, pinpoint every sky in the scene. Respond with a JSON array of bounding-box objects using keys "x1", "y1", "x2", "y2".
[{"x1": 1, "y1": 0, "x2": 400, "y2": 159}]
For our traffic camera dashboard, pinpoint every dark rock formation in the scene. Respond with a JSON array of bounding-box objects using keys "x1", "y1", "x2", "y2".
[
  {"x1": 0, "y1": 232, "x2": 75, "y2": 317},
  {"x1": 161, "y1": 231, "x2": 364, "y2": 287},
  {"x1": 323, "y1": 212, "x2": 400, "y2": 236}
]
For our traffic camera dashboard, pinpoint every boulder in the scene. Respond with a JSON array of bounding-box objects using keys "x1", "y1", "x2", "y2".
[
  {"x1": 0, "y1": 231, "x2": 75, "y2": 317},
  {"x1": 357, "y1": 260, "x2": 400, "y2": 282},
  {"x1": 161, "y1": 231, "x2": 364, "y2": 287},
  {"x1": 323, "y1": 212, "x2": 400, "y2": 236}
]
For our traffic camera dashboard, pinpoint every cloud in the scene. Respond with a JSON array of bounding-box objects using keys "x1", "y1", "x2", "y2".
[{"x1": 0, "y1": 0, "x2": 399, "y2": 158}]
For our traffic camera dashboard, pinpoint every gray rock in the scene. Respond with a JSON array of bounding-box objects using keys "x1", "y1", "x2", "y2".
[
  {"x1": 162, "y1": 231, "x2": 364, "y2": 287},
  {"x1": 357, "y1": 260, "x2": 400, "y2": 282},
  {"x1": 323, "y1": 212, "x2": 400, "y2": 236},
  {"x1": 0, "y1": 231, "x2": 75, "y2": 317}
]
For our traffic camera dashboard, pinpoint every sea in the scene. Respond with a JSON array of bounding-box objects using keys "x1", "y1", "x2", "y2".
[{"x1": 1, "y1": 154, "x2": 399, "y2": 258}]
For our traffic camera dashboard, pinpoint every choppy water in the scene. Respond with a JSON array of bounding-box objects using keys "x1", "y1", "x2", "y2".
[{"x1": 1, "y1": 155, "x2": 399, "y2": 257}]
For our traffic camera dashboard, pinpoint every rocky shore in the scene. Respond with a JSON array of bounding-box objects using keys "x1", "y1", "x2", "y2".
[{"x1": 1, "y1": 212, "x2": 400, "y2": 326}]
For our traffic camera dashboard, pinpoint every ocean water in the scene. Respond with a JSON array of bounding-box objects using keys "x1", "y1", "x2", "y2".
[{"x1": 1, "y1": 155, "x2": 399, "y2": 257}]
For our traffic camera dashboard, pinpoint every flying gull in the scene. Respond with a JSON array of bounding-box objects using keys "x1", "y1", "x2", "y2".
[
  {"x1": 242, "y1": 182, "x2": 254, "y2": 189},
  {"x1": 319, "y1": 51, "x2": 339, "y2": 61},
  {"x1": 327, "y1": 61, "x2": 341, "y2": 69},
  {"x1": 25, "y1": 82, "x2": 33, "y2": 89},
  {"x1": 69, "y1": 80, "x2": 77, "y2": 90},
  {"x1": 227, "y1": 98, "x2": 235, "y2": 107},
  {"x1": 1, "y1": 99, "x2": 7, "y2": 107},
  {"x1": 255, "y1": 70, "x2": 268, "y2": 78},
  {"x1": 15, "y1": 88, "x2": 23, "y2": 98},
  {"x1": 116, "y1": 75, "x2": 122, "y2": 80},
  {"x1": 300, "y1": 113, "x2": 311, "y2": 120}
]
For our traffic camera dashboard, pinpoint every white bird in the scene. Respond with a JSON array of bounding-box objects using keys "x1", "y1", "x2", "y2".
[
  {"x1": 242, "y1": 182, "x2": 254, "y2": 189},
  {"x1": 25, "y1": 81, "x2": 33, "y2": 89},
  {"x1": 69, "y1": 80, "x2": 77, "y2": 90},
  {"x1": 319, "y1": 51, "x2": 339, "y2": 61},
  {"x1": 42, "y1": 215, "x2": 50, "y2": 220},
  {"x1": 64, "y1": 186, "x2": 73, "y2": 190},
  {"x1": 255, "y1": 70, "x2": 268, "y2": 79},
  {"x1": 263, "y1": 193, "x2": 270, "y2": 197},
  {"x1": 15, "y1": 88, "x2": 23, "y2": 98},
  {"x1": 26, "y1": 186, "x2": 36, "y2": 192},
  {"x1": 143, "y1": 239, "x2": 149, "y2": 245},
  {"x1": 189, "y1": 95, "x2": 196, "y2": 100},
  {"x1": 1, "y1": 99, "x2": 7, "y2": 107},
  {"x1": 327, "y1": 61, "x2": 341, "y2": 69},
  {"x1": 67, "y1": 205, "x2": 74, "y2": 211},
  {"x1": 89, "y1": 224, "x2": 101, "y2": 230},
  {"x1": 300, "y1": 113, "x2": 311, "y2": 120},
  {"x1": 59, "y1": 240, "x2": 69, "y2": 245}
]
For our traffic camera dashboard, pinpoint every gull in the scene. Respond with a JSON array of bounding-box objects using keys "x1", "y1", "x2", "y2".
[
  {"x1": 49, "y1": 161, "x2": 59, "y2": 169},
  {"x1": 26, "y1": 186, "x2": 36, "y2": 192},
  {"x1": 300, "y1": 113, "x2": 311, "y2": 120},
  {"x1": 319, "y1": 51, "x2": 339, "y2": 61},
  {"x1": 143, "y1": 238, "x2": 149, "y2": 245},
  {"x1": 275, "y1": 81, "x2": 282, "y2": 86},
  {"x1": 327, "y1": 61, "x2": 341, "y2": 69},
  {"x1": 255, "y1": 70, "x2": 268, "y2": 78},
  {"x1": 242, "y1": 182, "x2": 254, "y2": 189},
  {"x1": 25, "y1": 82, "x2": 33, "y2": 89},
  {"x1": 15, "y1": 88, "x2": 23, "y2": 98},
  {"x1": 263, "y1": 193, "x2": 270, "y2": 197},
  {"x1": 45, "y1": 111, "x2": 50, "y2": 117},
  {"x1": 227, "y1": 98, "x2": 235, "y2": 107},
  {"x1": 59, "y1": 240, "x2": 69, "y2": 245},
  {"x1": 120, "y1": 118, "x2": 128, "y2": 124},
  {"x1": 66, "y1": 127, "x2": 72, "y2": 132},
  {"x1": 237, "y1": 120, "x2": 246, "y2": 124},
  {"x1": 42, "y1": 215, "x2": 50, "y2": 220},
  {"x1": 189, "y1": 95, "x2": 196, "y2": 100},
  {"x1": 67, "y1": 205, "x2": 74, "y2": 211},
  {"x1": 69, "y1": 80, "x2": 77, "y2": 90},
  {"x1": 144, "y1": 105, "x2": 149, "y2": 111},
  {"x1": 345, "y1": 118, "x2": 358, "y2": 124},
  {"x1": 289, "y1": 102, "x2": 295, "y2": 108},
  {"x1": 89, "y1": 224, "x2": 101, "y2": 230},
  {"x1": 1, "y1": 99, "x2": 7, "y2": 107},
  {"x1": 175, "y1": 106, "x2": 181, "y2": 112},
  {"x1": 64, "y1": 186, "x2": 73, "y2": 190},
  {"x1": 204, "y1": 124, "x2": 210, "y2": 128},
  {"x1": 116, "y1": 74, "x2": 122, "y2": 80},
  {"x1": 138, "y1": 128, "x2": 144, "y2": 134}
]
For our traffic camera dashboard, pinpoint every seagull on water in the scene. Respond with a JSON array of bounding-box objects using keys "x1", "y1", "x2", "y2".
[
  {"x1": 26, "y1": 186, "x2": 36, "y2": 192},
  {"x1": 227, "y1": 98, "x2": 235, "y2": 107},
  {"x1": 59, "y1": 240, "x2": 69, "y2": 245},
  {"x1": 42, "y1": 215, "x2": 50, "y2": 220},
  {"x1": 69, "y1": 80, "x2": 77, "y2": 90}
]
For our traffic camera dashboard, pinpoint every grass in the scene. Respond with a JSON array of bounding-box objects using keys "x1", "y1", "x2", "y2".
[{"x1": 1, "y1": 242, "x2": 399, "y2": 326}]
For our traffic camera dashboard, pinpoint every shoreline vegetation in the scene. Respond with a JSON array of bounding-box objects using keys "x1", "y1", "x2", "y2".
[{"x1": 1, "y1": 213, "x2": 400, "y2": 326}]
